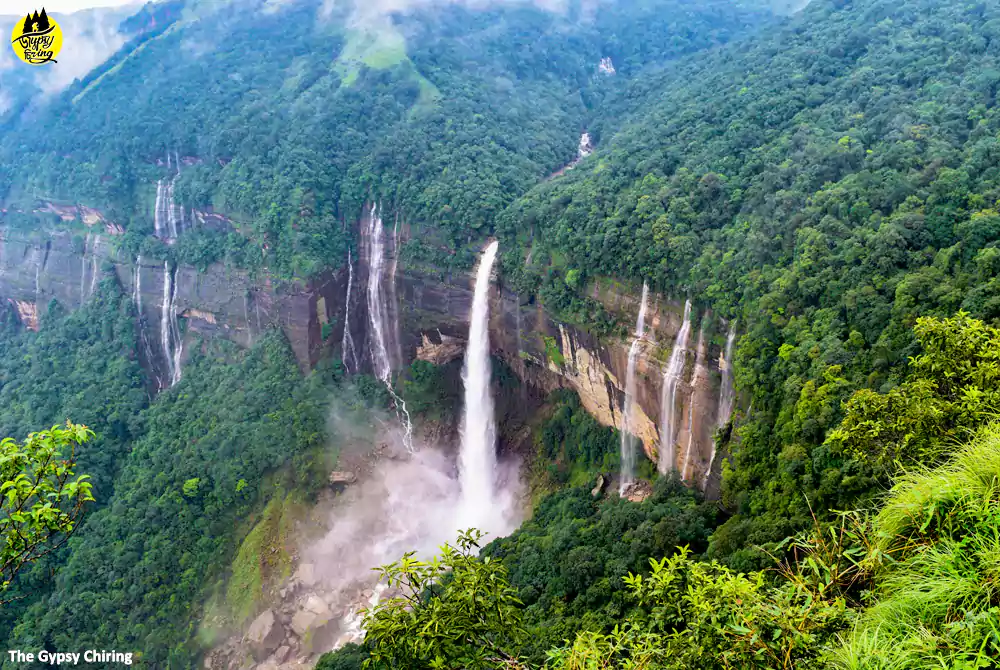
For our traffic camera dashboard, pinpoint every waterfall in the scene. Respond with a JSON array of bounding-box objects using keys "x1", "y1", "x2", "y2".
[
  {"x1": 681, "y1": 324, "x2": 707, "y2": 481},
  {"x1": 134, "y1": 255, "x2": 143, "y2": 314},
  {"x1": 155, "y1": 153, "x2": 183, "y2": 242},
  {"x1": 80, "y1": 233, "x2": 90, "y2": 303},
  {"x1": 703, "y1": 322, "x2": 737, "y2": 488},
  {"x1": 341, "y1": 249, "x2": 358, "y2": 373},
  {"x1": 459, "y1": 240, "x2": 500, "y2": 525},
  {"x1": 619, "y1": 282, "x2": 649, "y2": 494},
  {"x1": 154, "y1": 180, "x2": 165, "y2": 239},
  {"x1": 159, "y1": 261, "x2": 183, "y2": 387},
  {"x1": 658, "y1": 299, "x2": 692, "y2": 474},
  {"x1": 89, "y1": 234, "x2": 100, "y2": 296},
  {"x1": 366, "y1": 205, "x2": 414, "y2": 452}
]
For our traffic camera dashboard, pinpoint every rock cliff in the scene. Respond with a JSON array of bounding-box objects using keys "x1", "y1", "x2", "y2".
[{"x1": 0, "y1": 210, "x2": 735, "y2": 488}]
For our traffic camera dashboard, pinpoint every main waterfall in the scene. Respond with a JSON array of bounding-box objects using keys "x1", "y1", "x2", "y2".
[
  {"x1": 154, "y1": 152, "x2": 184, "y2": 243},
  {"x1": 366, "y1": 205, "x2": 414, "y2": 452},
  {"x1": 159, "y1": 261, "x2": 183, "y2": 387},
  {"x1": 658, "y1": 299, "x2": 692, "y2": 474},
  {"x1": 458, "y1": 240, "x2": 500, "y2": 528},
  {"x1": 619, "y1": 282, "x2": 649, "y2": 494}
]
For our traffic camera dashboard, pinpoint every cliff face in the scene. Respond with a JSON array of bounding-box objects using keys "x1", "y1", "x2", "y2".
[
  {"x1": 0, "y1": 216, "x2": 733, "y2": 489},
  {"x1": 0, "y1": 227, "x2": 343, "y2": 386}
]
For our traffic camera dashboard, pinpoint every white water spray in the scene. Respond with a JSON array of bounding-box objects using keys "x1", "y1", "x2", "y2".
[
  {"x1": 659, "y1": 299, "x2": 692, "y2": 474},
  {"x1": 459, "y1": 240, "x2": 500, "y2": 527},
  {"x1": 159, "y1": 261, "x2": 183, "y2": 387},
  {"x1": 89, "y1": 234, "x2": 100, "y2": 296},
  {"x1": 703, "y1": 322, "x2": 737, "y2": 488},
  {"x1": 619, "y1": 282, "x2": 649, "y2": 494},
  {"x1": 342, "y1": 249, "x2": 358, "y2": 373},
  {"x1": 80, "y1": 233, "x2": 90, "y2": 303},
  {"x1": 366, "y1": 205, "x2": 414, "y2": 452}
]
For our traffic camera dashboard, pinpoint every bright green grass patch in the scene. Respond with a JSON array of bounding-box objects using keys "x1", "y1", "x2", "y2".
[
  {"x1": 335, "y1": 24, "x2": 407, "y2": 86},
  {"x1": 224, "y1": 490, "x2": 305, "y2": 625}
]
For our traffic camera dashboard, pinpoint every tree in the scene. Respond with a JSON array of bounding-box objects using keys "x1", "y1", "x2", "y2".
[
  {"x1": 362, "y1": 530, "x2": 528, "y2": 669},
  {"x1": 826, "y1": 313, "x2": 1000, "y2": 471},
  {"x1": 0, "y1": 422, "x2": 94, "y2": 600}
]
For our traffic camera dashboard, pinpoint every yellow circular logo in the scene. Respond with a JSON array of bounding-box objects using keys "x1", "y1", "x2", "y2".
[{"x1": 10, "y1": 8, "x2": 62, "y2": 66}]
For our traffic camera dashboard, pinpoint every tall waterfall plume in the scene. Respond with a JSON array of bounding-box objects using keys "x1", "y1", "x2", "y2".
[
  {"x1": 154, "y1": 153, "x2": 184, "y2": 243},
  {"x1": 658, "y1": 299, "x2": 692, "y2": 474},
  {"x1": 341, "y1": 249, "x2": 359, "y2": 374},
  {"x1": 159, "y1": 261, "x2": 184, "y2": 387},
  {"x1": 459, "y1": 240, "x2": 501, "y2": 526},
  {"x1": 619, "y1": 282, "x2": 649, "y2": 494},
  {"x1": 703, "y1": 322, "x2": 737, "y2": 488},
  {"x1": 366, "y1": 205, "x2": 414, "y2": 452},
  {"x1": 680, "y1": 323, "x2": 707, "y2": 481},
  {"x1": 89, "y1": 234, "x2": 100, "y2": 296}
]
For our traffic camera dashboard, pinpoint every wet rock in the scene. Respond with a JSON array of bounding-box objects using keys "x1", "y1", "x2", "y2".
[
  {"x1": 621, "y1": 480, "x2": 653, "y2": 503},
  {"x1": 290, "y1": 596, "x2": 332, "y2": 636},
  {"x1": 273, "y1": 646, "x2": 291, "y2": 664},
  {"x1": 245, "y1": 609, "x2": 284, "y2": 656},
  {"x1": 294, "y1": 562, "x2": 318, "y2": 587}
]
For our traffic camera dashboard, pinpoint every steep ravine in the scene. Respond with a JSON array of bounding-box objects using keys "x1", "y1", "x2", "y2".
[{"x1": 0, "y1": 209, "x2": 735, "y2": 488}]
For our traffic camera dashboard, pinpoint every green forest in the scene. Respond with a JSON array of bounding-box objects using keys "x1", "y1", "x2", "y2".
[{"x1": 2, "y1": 0, "x2": 1000, "y2": 667}]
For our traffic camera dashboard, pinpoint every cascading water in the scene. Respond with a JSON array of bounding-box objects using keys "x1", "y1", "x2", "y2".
[
  {"x1": 681, "y1": 323, "x2": 707, "y2": 482},
  {"x1": 703, "y1": 322, "x2": 737, "y2": 488},
  {"x1": 89, "y1": 234, "x2": 100, "y2": 296},
  {"x1": 658, "y1": 299, "x2": 692, "y2": 474},
  {"x1": 341, "y1": 249, "x2": 358, "y2": 373},
  {"x1": 159, "y1": 261, "x2": 184, "y2": 387},
  {"x1": 619, "y1": 282, "x2": 649, "y2": 494},
  {"x1": 458, "y1": 240, "x2": 500, "y2": 527},
  {"x1": 80, "y1": 233, "x2": 90, "y2": 302},
  {"x1": 366, "y1": 205, "x2": 414, "y2": 452},
  {"x1": 155, "y1": 153, "x2": 183, "y2": 243}
]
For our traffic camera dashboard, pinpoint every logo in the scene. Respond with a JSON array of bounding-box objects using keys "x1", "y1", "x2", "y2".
[{"x1": 11, "y1": 8, "x2": 62, "y2": 65}]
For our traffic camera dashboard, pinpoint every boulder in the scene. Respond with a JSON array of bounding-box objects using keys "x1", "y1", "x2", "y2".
[
  {"x1": 291, "y1": 596, "x2": 332, "y2": 636},
  {"x1": 590, "y1": 474, "x2": 606, "y2": 498},
  {"x1": 328, "y1": 471, "x2": 357, "y2": 485},
  {"x1": 245, "y1": 609, "x2": 284, "y2": 656},
  {"x1": 272, "y1": 646, "x2": 291, "y2": 664},
  {"x1": 293, "y1": 562, "x2": 318, "y2": 587}
]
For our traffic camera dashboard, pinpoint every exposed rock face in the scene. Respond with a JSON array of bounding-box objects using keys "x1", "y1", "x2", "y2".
[
  {"x1": 246, "y1": 609, "x2": 284, "y2": 657},
  {"x1": 8, "y1": 299, "x2": 38, "y2": 330},
  {"x1": 0, "y1": 227, "x2": 344, "y2": 383},
  {"x1": 415, "y1": 331, "x2": 465, "y2": 365},
  {"x1": 0, "y1": 213, "x2": 736, "y2": 490}
]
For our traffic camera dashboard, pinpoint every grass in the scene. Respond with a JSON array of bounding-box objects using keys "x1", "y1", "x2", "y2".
[
  {"x1": 223, "y1": 489, "x2": 306, "y2": 625},
  {"x1": 827, "y1": 424, "x2": 1000, "y2": 668}
]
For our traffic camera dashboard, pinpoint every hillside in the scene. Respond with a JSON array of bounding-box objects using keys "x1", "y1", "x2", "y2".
[{"x1": 1, "y1": 0, "x2": 999, "y2": 668}]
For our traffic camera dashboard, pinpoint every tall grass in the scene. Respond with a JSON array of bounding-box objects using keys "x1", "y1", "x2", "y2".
[{"x1": 827, "y1": 424, "x2": 1000, "y2": 669}]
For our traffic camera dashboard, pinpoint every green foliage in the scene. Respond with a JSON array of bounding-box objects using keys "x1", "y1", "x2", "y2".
[
  {"x1": 543, "y1": 336, "x2": 565, "y2": 368},
  {"x1": 827, "y1": 313, "x2": 1000, "y2": 471},
  {"x1": 483, "y1": 480, "x2": 717, "y2": 664},
  {"x1": 363, "y1": 529, "x2": 527, "y2": 669},
  {"x1": 494, "y1": 0, "x2": 1000, "y2": 562},
  {"x1": 536, "y1": 391, "x2": 620, "y2": 485},
  {"x1": 316, "y1": 643, "x2": 370, "y2": 670},
  {"x1": 3, "y1": 332, "x2": 342, "y2": 667},
  {"x1": 0, "y1": 423, "x2": 95, "y2": 598},
  {"x1": 401, "y1": 360, "x2": 462, "y2": 421}
]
